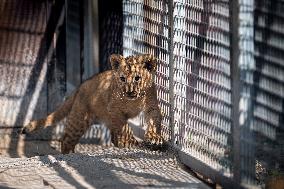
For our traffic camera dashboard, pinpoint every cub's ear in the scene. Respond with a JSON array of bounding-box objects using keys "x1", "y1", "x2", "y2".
[
  {"x1": 142, "y1": 54, "x2": 157, "y2": 72},
  {"x1": 109, "y1": 54, "x2": 123, "y2": 70}
]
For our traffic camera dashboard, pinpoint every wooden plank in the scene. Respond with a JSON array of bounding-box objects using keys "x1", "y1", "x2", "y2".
[{"x1": 178, "y1": 149, "x2": 243, "y2": 189}]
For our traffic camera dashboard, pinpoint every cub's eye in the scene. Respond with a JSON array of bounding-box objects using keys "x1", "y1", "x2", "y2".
[
  {"x1": 120, "y1": 76, "x2": 126, "y2": 82},
  {"x1": 135, "y1": 76, "x2": 140, "y2": 81}
]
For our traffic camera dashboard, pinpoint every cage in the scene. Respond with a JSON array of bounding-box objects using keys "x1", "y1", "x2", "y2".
[{"x1": 0, "y1": 0, "x2": 283, "y2": 188}]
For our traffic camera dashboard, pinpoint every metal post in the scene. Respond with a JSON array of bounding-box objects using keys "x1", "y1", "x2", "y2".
[
  {"x1": 230, "y1": 0, "x2": 241, "y2": 185},
  {"x1": 65, "y1": 0, "x2": 81, "y2": 94},
  {"x1": 168, "y1": 0, "x2": 175, "y2": 145},
  {"x1": 82, "y1": 0, "x2": 99, "y2": 80},
  {"x1": 91, "y1": 0, "x2": 100, "y2": 74}
]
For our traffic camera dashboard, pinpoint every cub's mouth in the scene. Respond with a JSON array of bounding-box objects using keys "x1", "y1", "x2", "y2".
[{"x1": 126, "y1": 91, "x2": 138, "y2": 100}]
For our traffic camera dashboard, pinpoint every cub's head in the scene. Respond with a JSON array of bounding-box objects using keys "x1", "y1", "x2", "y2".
[{"x1": 109, "y1": 54, "x2": 157, "y2": 100}]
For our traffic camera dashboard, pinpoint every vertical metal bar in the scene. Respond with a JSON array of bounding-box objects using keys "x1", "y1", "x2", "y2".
[
  {"x1": 230, "y1": 0, "x2": 241, "y2": 184},
  {"x1": 47, "y1": 0, "x2": 66, "y2": 113},
  {"x1": 91, "y1": 0, "x2": 100, "y2": 74},
  {"x1": 80, "y1": 0, "x2": 84, "y2": 83},
  {"x1": 65, "y1": 0, "x2": 81, "y2": 93},
  {"x1": 82, "y1": 0, "x2": 99, "y2": 80},
  {"x1": 168, "y1": 0, "x2": 175, "y2": 145}
]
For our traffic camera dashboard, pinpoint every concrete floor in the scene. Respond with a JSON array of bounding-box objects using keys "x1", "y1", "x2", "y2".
[{"x1": 0, "y1": 137, "x2": 210, "y2": 189}]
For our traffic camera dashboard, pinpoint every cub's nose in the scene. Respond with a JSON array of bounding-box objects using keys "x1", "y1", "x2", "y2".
[{"x1": 126, "y1": 91, "x2": 137, "y2": 98}]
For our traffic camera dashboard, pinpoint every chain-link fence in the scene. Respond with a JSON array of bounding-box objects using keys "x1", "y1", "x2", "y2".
[
  {"x1": 123, "y1": 0, "x2": 172, "y2": 140},
  {"x1": 238, "y1": 0, "x2": 284, "y2": 187},
  {"x1": 123, "y1": 0, "x2": 284, "y2": 188},
  {"x1": 1, "y1": 0, "x2": 283, "y2": 188}
]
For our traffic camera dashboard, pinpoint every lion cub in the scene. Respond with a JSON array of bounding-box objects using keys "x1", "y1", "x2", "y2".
[{"x1": 22, "y1": 54, "x2": 164, "y2": 153}]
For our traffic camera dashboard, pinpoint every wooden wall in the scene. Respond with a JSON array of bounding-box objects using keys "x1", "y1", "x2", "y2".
[
  {"x1": 0, "y1": 0, "x2": 115, "y2": 150},
  {"x1": 0, "y1": 0, "x2": 67, "y2": 138}
]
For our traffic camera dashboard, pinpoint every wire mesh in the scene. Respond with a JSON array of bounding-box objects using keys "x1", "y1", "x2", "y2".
[
  {"x1": 122, "y1": 0, "x2": 284, "y2": 188},
  {"x1": 239, "y1": 0, "x2": 284, "y2": 187},
  {"x1": 123, "y1": 0, "x2": 233, "y2": 179},
  {"x1": 99, "y1": 0, "x2": 123, "y2": 71},
  {"x1": 123, "y1": 0, "x2": 171, "y2": 141},
  {"x1": 171, "y1": 0, "x2": 232, "y2": 177}
]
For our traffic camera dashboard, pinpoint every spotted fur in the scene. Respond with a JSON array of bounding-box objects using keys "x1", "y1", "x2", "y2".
[{"x1": 22, "y1": 54, "x2": 164, "y2": 153}]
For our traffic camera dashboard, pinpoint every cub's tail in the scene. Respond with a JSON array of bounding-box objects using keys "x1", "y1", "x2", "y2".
[{"x1": 21, "y1": 91, "x2": 77, "y2": 134}]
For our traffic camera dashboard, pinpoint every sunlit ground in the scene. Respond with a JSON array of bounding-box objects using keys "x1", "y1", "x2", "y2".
[{"x1": 0, "y1": 140, "x2": 210, "y2": 189}]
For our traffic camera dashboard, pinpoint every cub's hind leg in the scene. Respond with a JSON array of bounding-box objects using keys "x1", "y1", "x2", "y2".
[{"x1": 61, "y1": 103, "x2": 90, "y2": 154}]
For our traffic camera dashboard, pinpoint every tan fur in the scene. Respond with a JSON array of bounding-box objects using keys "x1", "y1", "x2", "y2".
[{"x1": 22, "y1": 54, "x2": 163, "y2": 153}]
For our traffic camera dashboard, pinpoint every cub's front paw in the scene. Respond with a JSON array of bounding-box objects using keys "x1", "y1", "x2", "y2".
[
  {"x1": 111, "y1": 127, "x2": 139, "y2": 148},
  {"x1": 117, "y1": 134, "x2": 139, "y2": 148},
  {"x1": 21, "y1": 122, "x2": 36, "y2": 134},
  {"x1": 144, "y1": 132, "x2": 164, "y2": 145},
  {"x1": 143, "y1": 131, "x2": 166, "y2": 150}
]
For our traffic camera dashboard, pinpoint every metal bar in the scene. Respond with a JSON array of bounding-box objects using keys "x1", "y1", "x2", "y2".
[
  {"x1": 168, "y1": 0, "x2": 175, "y2": 145},
  {"x1": 230, "y1": 0, "x2": 241, "y2": 184},
  {"x1": 65, "y1": 0, "x2": 81, "y2": 93},
  {"x1": 178, "y1": 150, "x2": 242, "y2": 189},
  {"x1": 91, "y1": 0, "x2": 99, "y2": 74},
  {"x1": 82, "y1": 0, "x2": 99, "y2": 80}
]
